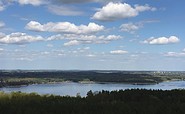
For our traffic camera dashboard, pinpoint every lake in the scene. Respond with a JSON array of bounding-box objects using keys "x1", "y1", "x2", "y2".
[{"x1": 0, "y1": 81, "x2": 185, "y2": 97}]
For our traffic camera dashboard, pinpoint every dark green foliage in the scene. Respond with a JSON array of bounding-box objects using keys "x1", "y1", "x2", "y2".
[
  {"x1": 0, "y1": 70, "x2": 156, "y2": 83},
  {"x1": 1, "y1": 89, "x2": 185, "y2": 114},
  {"x1": 1, "y1": 70, "x2": 185, "y2": 87}
]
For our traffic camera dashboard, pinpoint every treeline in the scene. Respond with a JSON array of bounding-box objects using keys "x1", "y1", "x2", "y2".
[
  {"x1": 0, "y1": 71, "x2": 163, "y2": 84},
  {"x1": 0, "y1": 78, "x2": 64, "y2": 87},
  {"x1": 1, "y1": 89, "x2": 185, "y2": 114},
  {"x1": 1, "y1": 70, "x2": 185, "y2": 87}
]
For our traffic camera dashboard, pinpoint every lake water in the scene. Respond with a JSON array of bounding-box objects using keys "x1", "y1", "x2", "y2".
[{"x1": 0, "y1": 81, "x2": 185, "y2": 97}]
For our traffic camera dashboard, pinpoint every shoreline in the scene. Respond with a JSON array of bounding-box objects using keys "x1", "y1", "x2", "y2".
[{"x1": 1, "y1": 80, "x2": 184, "y2": 88}]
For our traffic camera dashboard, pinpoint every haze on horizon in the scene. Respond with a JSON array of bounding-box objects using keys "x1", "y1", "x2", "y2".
[{"x1": 0, "y1": 0, "x2": 185, "y2": 71}]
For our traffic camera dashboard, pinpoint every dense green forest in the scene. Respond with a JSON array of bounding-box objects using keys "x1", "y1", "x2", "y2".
[
  {"x1": 0, "y1": 89, "x2": 185, "y2": 114},
  {"x1": 0, "y1": 70, "x2": 185, "y2": 87}
]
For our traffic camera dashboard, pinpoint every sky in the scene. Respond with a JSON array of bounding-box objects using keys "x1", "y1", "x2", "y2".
[{"x1": 0, "y1": 0, "x2": 185, "y2": 71}]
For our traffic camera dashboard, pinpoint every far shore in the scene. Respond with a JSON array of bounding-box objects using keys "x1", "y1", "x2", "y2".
[{"x1": 2, "y1": 79, "x2": 184, "y2": 88}]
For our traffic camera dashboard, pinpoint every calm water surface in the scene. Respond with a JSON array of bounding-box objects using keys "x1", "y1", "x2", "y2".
[{"x1": 0, "y1": 81, "x2": 185, "y2": 97}]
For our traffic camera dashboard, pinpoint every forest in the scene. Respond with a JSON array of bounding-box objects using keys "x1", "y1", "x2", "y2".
[
  {"x1": 0, "y1": 89, "x2": 185, "y2": 114},
  {"x1": 0, "y1": 70, "x2": 185, "y2": 87}
]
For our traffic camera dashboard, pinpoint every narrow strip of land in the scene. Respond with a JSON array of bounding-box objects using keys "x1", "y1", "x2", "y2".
[{"x1": 0, "y1": 70, "x2": 185, "y2": 87}]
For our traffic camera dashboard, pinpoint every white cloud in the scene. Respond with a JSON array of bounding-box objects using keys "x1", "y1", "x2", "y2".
[
  {"x1": 86, "y1": 54, "x2": 96, "y2": 57},
  {"x1": 134, "y1": 4, "x2": 156, "y2": 12},
  {"x1": 0, "y1": 32, "x2": 5, "y2": 37},
  {"x1": 41, "y1": 51, "x2": 50, "y2": 55},
  {"x1": 26, "y1": 21, "x2": 104, "y2": 34},
  {"x1": 20, "y1": 17, "x2": 30, "y2": 21},
  {"x1": 0, "y1": 22, "x2": 5, "y2": 28},
  {"x1": 120, "y1": 23, "x2": 140, "y2": 33},
  {"x1": 165, "y1": 52, "x2": 185, "y2": 57},
  {"x1": 47, "y1": 34, "x2": 96, "y2": 41},
  {"x1": 0, "y1": 32, "x2": 44, "y2": 44},
  {"x1": 47, "y1": 34, "x2": 122, "y2": 46},
  {"x1": 46, "y1": 44, "x2": 53, "y2": 48},
  {"x1": 50, "y1": 0, "x2": 121, "y2": 4},
  {"x1": 0, "y1": 4, "x2": 5, "y2": 11},
  {"x1": 18, "y1": 0, "x2": 46, "y2": 6},
  {"x1": 130, "y1": 54, "x2": 138, "y2": 57},
  {"x1": 110, "y1": 50, "x2": 128, "y2": 54},
  {"x1": 47, "y1": 34, "x2": 64, "y2": 41},
  {"x1": 64, "y1": 40, "x2": 80, "y2": 46},
  {"x1": 143, "y1": 36, "x2": 180, "y2": 45},
  {"x1": 92, "y1": 2, "x2": 156, "y2": 21},
  {"x1": 25, "y1": 21, "x2": 44, "y2": 32},
  {"x1": 120, "y1": 20, "x2": 159, "y2": 33},
  {"x1": 84, "y1": 47, "x2": 90, "y2": 50},
  {"x1": 0, "y1": 1, "x2": 8, "y2": 11},
  {"x1": 47, "y1": 5, "x2": 83, "y2": 16},
  {"x1": 165, "y1": 48, "x2": 185, "y2": 57},
  {"x1": 0, "y1": 48, "x2": 4, "y2": 51},
  {"x1": 15, "y1": 57, "x2": 33, "y2": 61},
  {"x1": 49, "y1": 0, "x2": 93, "y2": 4},
  {"x1": 64, "y1": 34, "x2": 96, "y2": 41},
  {"x1": 48, "y1": 34, "x2": 122, "y2": 46},
  {"x1": 58, "y1": 53, "x2": 65, "y2": 56},
  {"x1": 105, "y1": 35, "x2": 122, "y2": 41}
]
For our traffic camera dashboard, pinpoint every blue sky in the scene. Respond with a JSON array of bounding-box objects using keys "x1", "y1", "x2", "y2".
[{"x1": 0, "y1": 0, "x2": 185, "y2": 71}]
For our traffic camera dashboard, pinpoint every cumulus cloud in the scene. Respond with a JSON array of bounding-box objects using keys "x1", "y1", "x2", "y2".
[
  {"x1": 105, "y1": 35, "x2": 122, "y2": 41},
  {"x1": 0, "y1": 1, "x2": 9, "y2": 11},
  {"x1": 47, "y1": 5, "x2": 83, "y2": 16},
  {"x1": 0, "y1": 21, "x2": 5, "y2": 28},
  {"x1": 25, "y1": 21, "x2": 44, "y2": 32},
  {"x1": 64, "y1": 34, "x2": 121, "y2": 41},
  {"x1": 0, "y1": 48, "x2": 4, "y2": 51},
  {"x1": 64, "y1": 40, "x2": 80, "y2": 46},
  {"x1": 0, "y1": 33, "x2": 5, "y2": 37},
  {"x1": 86, "y1": 54, "x2": 96, "y2": 57},
  {"x1": 110, "y1": 50, "x2": 128, "y2": 54},
  {"x1": 47, "y1": 34, "x2": 64, "y2": 41},
  {"x1": 143, "y1": 36, "x2": 180, "y2": 45},
  {"x1": 183, "y1": 48, "x2": 185, "y2": 52},
  {"x1": 50, "y1": 0, "x2": 121, "y2": 4},
  {"x1": 0, "y1": 4, "x2": 5, "y2": 11},
  {"x1": 164, "y1": 52, "x2": 185, "y2": 57},
  {"x1": 134, "y1": 4, "x2": 156, "y2": 12},
  {"x1": 120, "y1": 22, "x2": 140, "y2": 33},
  {"x1": 92, "y1": 2, "x2": 156, "y2": 21},
  {"x1": 0, "y1": 32, "x2": 44, "y2": 44},
  {"x1": 66, "y1": 34, "x2": 122, "y2": 46},
  {"x1": 84, "y1": 47, "x2": 90, "y2": 50},
  {"x1": 65, "y1": 34, "x2": 122, "y2": 46},
  {"x1": 64, "y1": 34, "x2": 97, "y2": 41},
  {"x1": 15, "y1": 57, "x2": 33, "y2": 61},
  {"x1": 54, "y1": 0, "x2": 95, "y2": 4},
  {"x1": 41, "y1": 51, "x2": 50, "y2": 55},
  {"x1": 46, "y1": 44, "x2": 54, "y2": 48},
  {"x1": 26, "y1": 21, "x2": 104, "y2": 34},
  {"x1": 47, "y1": 34, "x2": 122, "y2": 46},
  {"x1": 18, "y1": 0, "x2": 46, "y2": 6},
  {"x1": 1, "y1": 0, "x2": 120, "y2": 7},
  {"x1": 120, "y1": 20, "x2": 159, "y2": 33}
]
